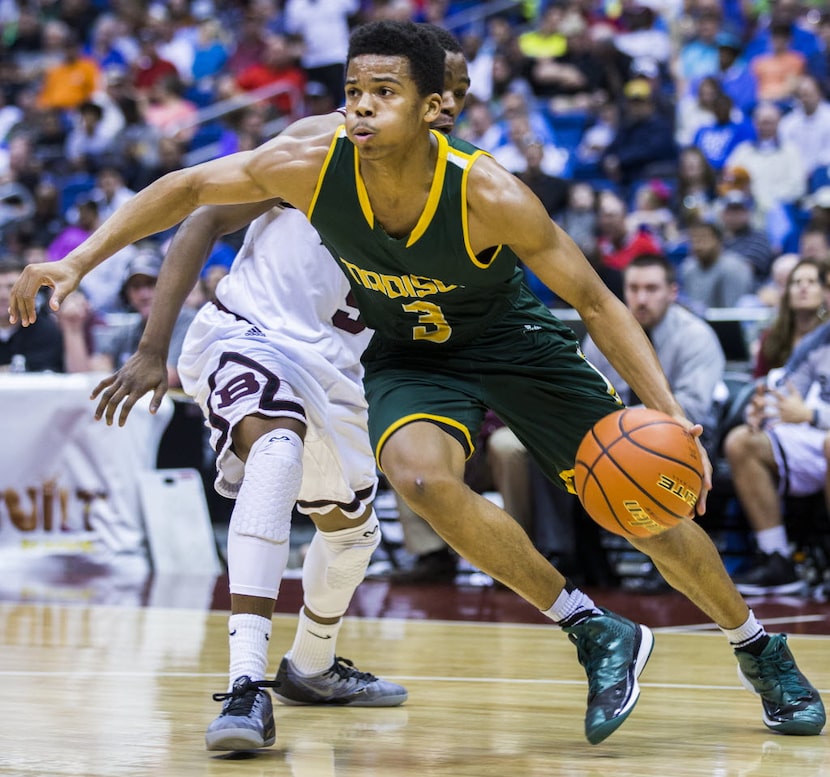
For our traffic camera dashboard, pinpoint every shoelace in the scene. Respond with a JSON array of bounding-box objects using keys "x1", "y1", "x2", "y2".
[
  {"x1": 212, "y1": 678, "x2": 279, "y2": 714},
  {"x1": 327, "y1": 656, "x2": 378, "y2": 684},
  {"x1": 755, "y1": 649, "x2": 812, "y2": 702}
]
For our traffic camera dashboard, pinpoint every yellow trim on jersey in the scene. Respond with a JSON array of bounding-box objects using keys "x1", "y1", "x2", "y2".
[
  {"x1": 375, "y1": 412, "x2": 475, "y2": 471},
  {"x1": 460, "y1": 147, "x2": 504, "y2": 269},
  {"x1": 354, "y1": 143, "x2": 375, "y2": 229},
  {"x1": 405, "y1": 130, "x2": 449, "y2": 247},
  {"x1": 307, "y1": 125, "x2": 345, "y2": 221}
]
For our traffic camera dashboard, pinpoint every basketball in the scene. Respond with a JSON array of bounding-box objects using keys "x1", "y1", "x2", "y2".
[{"x1": 574, "y1": 408, "x2": 704, "y2": 539}]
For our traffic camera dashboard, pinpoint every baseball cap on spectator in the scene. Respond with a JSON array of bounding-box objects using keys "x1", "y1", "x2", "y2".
[
  {"x1": 623, "y1": 78, "x2": 652, "y2": 101},
  {"x1": 122, "y1": 248, "x2": 162, "y2": 288}
]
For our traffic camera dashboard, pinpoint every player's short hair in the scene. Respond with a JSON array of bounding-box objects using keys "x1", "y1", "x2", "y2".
[
  {"x1": 421, "y1": 23, "x2": 463, "y2": 55},
  {"x1": 348, "y1": 20, "x2": 444, "y2": 98}
]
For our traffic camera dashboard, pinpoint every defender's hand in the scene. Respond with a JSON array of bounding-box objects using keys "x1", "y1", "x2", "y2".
[{"x1": 90, "y1": 349, "x2": 169, "y2": 427}]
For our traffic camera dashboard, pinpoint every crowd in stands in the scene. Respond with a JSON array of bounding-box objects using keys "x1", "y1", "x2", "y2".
[{"x1": 0, "y1": 0, "x2": 828, "y2": 595}]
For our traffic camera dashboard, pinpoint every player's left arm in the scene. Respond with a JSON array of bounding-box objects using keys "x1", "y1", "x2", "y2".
[{"x1": 467, "y1": 159, "x2": 712, "y2": 507}]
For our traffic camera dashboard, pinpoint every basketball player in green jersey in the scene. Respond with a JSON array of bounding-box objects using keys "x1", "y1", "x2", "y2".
[{"x1": 10, "y1": 21, "x2": 824, "y2": 743}]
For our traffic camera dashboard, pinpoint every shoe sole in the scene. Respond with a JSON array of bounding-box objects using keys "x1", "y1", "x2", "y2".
[
  {"x1": 736, "y1": 666, "x2": 826, "y2": 736},
  {"x1": 587, "y1": 624, "x2": 655, "y2": 745},
  {"x1": 273, "y1": 689, "x2": 409, "y2": 707},
  {"x1": 205, "y1": 729, "x2": 276, "y2": 751}
]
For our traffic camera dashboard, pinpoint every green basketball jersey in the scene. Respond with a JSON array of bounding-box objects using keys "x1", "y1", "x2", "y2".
[{"x1": 307, "y1": 127, "x2": 524, "y2": 346}]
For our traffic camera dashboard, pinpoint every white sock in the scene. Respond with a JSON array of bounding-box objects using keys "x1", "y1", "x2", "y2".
[
  {"x1": 227, "y1": 613, "x2": 271, "y2": 690},
  {"x1": 755, "y1": 525, "x2": 789, "y2": 556},
  {"x1": 720, "y1": 609, "x2": 768, "y2": 652},
  {"x1": 541, "y1": 586, "x2": 601, "y2": 626},
  {"x1": 286, "y1": 609, "x2": 342, "y2": 676}
]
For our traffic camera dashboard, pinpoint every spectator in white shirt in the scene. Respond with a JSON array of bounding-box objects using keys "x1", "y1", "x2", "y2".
[
  {"x1": 724, "y1": 101, "x2": 806, "y2": 225},
  {"x1": 778, "y1": 75, "x2": 830, "y2": 177}
]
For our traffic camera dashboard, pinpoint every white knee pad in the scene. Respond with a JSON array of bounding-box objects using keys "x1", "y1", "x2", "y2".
[
  {"x1": 302, "y1": 512, "x2": 381, "y2": 619},
  {"x1": 227, "y1": 429, "x2": 303, "y2": 600},
  {"x1": 232, "y1": 429, "x2": 303, "y2": 543}
]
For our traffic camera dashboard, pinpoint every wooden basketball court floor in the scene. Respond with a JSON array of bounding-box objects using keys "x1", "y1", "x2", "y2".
[{"x1": 1, "y1": 573, "x2": 828, "y2": 777}]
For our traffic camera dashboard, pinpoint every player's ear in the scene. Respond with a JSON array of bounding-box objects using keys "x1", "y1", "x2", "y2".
[{"x1": 424, "y1": 93, "x2": 442, "y2": 123}]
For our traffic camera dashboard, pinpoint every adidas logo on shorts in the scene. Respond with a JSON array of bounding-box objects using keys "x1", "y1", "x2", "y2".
[{"x1": 244, "y1": 326, "x2": 264, "y2": 338}]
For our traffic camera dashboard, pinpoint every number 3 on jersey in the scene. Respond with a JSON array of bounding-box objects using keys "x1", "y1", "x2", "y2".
[{"x1": 402, "y1": 300, "x2": 452, "y2": 343}]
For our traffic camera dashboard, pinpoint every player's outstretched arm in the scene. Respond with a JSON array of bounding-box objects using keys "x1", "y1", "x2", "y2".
[
  {"x1": 9, "y1": 113, "x2": 339, "y2": 326},
  {"x1": 91, "y1": 199, "x2": 280, "y2": 427}
]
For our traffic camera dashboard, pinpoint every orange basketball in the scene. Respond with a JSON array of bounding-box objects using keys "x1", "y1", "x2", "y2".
[{"x1": 574, "y1": 408, "x2": 704, "y2": 538}]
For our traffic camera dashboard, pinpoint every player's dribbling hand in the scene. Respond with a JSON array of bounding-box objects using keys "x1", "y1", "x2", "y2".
[
  {"x1": 684, "y1": 421, "x2": 712, "y2": 516},
  {"x1": 90, "y1": 348, "x2": 169, "y2": 427},
  {"x1": 8, "y1": 261, "x2": 82, "y2": 326}
]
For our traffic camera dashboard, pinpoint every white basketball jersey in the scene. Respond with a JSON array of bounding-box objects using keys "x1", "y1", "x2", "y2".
[{"x1": 213, "y1": 206, "x2": 372, "y2": 372}]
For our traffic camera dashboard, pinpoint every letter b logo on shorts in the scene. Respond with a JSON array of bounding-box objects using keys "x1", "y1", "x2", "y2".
[{"x1": 216, "y1": 372, "x2": 260, "y2": 408}]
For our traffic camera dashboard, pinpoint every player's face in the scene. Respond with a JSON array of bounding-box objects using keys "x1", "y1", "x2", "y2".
[
  {"x1": 431, "y1": 51, "x2": 470, "y2": 135},
  {"x1": 344, "y1": 55, "x2": 441, "y2": 158},
  {"x1": 623, "y1": 265, "x2": 677, "y2": 330}
]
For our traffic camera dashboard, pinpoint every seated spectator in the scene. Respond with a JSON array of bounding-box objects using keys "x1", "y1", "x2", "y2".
[
  {"x1": 674, "y1": 145, "x2": 718, "y2": 227},
  {"x1": 36, "y1": 30, "x2": 100, "y2": 112},
  {"x1": 139, "y1": 74, "x2": 199, "y2": 145},
  {"x1": 233, "y1": 33, "x2": 306, "y2": 120},
  {"x1": 573, "y1": 101, "x2": 618, "y2": 177},
  {"x1": 692, "y1": 92, "x2": 755, "y2": 173},
  {"x1": 596, "y1": 190, "x2": 662, "y2": 271},
  {"x1": 752, "y1": 258, "x2": 828, "y2": 378},
  {"x1": 513, "y1": 138, "x2": 570, "y2": 216},
  {"x1": 711, "y1": 31, "x2": 757, "y2": 116},
  {"x1": 88, "y1": 165, "x2": 136, "y2": 222},
  {"x1": 521, "y1": 11, "x2": 605, "y2": 115},
  {"x1": 558, "y1": 181, "x2": 597, "y2": 257},
  {"x1": 190, "y1": 17, "x2": 230, "y2": 92},
  {"x1": 582, "y1": 253, "x2": 726, "y2": 452},
  {"x1": 626, "y1": 179, "x2": 680, "y2": 248},
  {"x1": 131, "y1": 29, "x2": 180, "y2": 95},
  {"x1": 680, "y1": 220, "x2": 756, "y2": 311},
  {"x1": 99, "y1": 247, "x2": 196, "y2": 388},
  {"x1": 456, "y1": 99, "x2": 502, "y2": 154},
  {"x1": 676, "y1": 8, "x2": 722, "y2": 96},
  {"x1": 0, "y1": 256, "x2": 64, "y2": 372},
  {"x1": 799, "y1": 223, "x2": 830, "y2": 264},
  {"x1": 719, "y1": 163, "x2": 793, "y2": 252},
  {"x1": 64, "y1": 101, "x2": 115, "y2": 172},
  {"x1": 601, "y1": 78, "x2": 677, "y2": 191},
  {"x1": 778, "y1": 75, "x2": 830, "y2": 178},
  {"x1": 749, "y1": 21, "x2": 806, "y2": 104},
  {"x1": 749, "y1": 252, "x2": 801, "y2": 311},
  {"x1": 724, "y1": 321, "x2": 830, "y2": 595},
  {"x1": 494, "y1": 113, "x2": 569, "y2": 178},
  {"x1": 724, "y1": 101, "x2": 807, "y2": 232},
  {"x1": 613, "y1": 5, "x2": 672, "y2": 76},
  {"x1": 675, "y1": 75, "x2": 721, "y2": 148},
  {"x1": 717, "y1": 190, "x2": 775, "y2": 283},
  {"x1": 283, "y1": 0, "x2": 357, "y2": 108}
]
